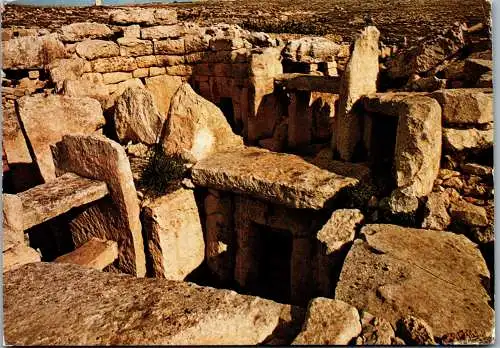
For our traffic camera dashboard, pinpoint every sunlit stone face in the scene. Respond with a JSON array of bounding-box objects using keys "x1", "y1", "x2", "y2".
[{"x1": 191, "y1": 127, "x2": 215, "y2": 161}]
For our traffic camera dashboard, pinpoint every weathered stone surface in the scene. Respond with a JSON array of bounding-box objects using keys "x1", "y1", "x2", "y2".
[
  {"x1": 51, "y1": 135, "x2": 146, "y2": 277},
  {"x1": 292, "y1": 298, "x2": 361, "y2": 345},
  {"x1": 154, "y1": 38, "x2": 185, "y2": 55},
  {"x1": 48, "y1": 57, "x2": 91, "y2": 91},
  {"x1": 102, "y1": 71, "x2": 132, "y2": 84},
  {"x1": 192, "y1": 147, "x2": 358, "y2": 210},
  {"x1": 2, "y1": 105, "x2": 32, "y2": 168},
  {"x1": 335, "y1": 224, "x2": 493, "y2": 337},
  {"x1": 422, "y1": 192, "x2": 451, "y2": 230},
  {"x1": 63, "y1": 79, "x2": 112, "y2": 107},
  {"x1": 316, "y1": 209, "x2": 363, "y2": 254},
  {"x1": 92, "y1": 56, "x2": 138, "y2": 73},
  {"x1": 283, "y1": 37, "x2": 340, "y2": 63},
  {"x1": 114, "y1": 87, "x2": 163, "y2": 145},
  {"x1": 397, "y1": 315, "x2": 436, "y2": 345},
  {"x1": 160, "y1": 83, "x2": 243, "y2": 163},
  {"x1": 105, "y1": 78, "x2": 145, "y2": 110},
  {"x1": 449, "y1": 200, "x2": 488, "y2": 227},
  {"x1": 3, "y1": 194, "x2": 24, "y2": 252},
  {"x1": 140, "y1": 25, "x2": 183, "y2": 40},
  {"x1": 334, "y1": 26, "x2": 380, "y2": 161},
  {"x1": 117, "y1": 37, "x2": 154, "y2": 57},
  {"x1": 54, "y1": 237, "x2": 118, "y2": 270},
  {"x1": 59, "y1": 22, "x2": 113, "y2": 42},
  {"x1": 2, "y1": 34, "x2": 66, "y2": 69},
  {"x1": 142, "y1": 188, "x2": 204, "y2": 280},
  {"x1": 462, "y1": 163, "x2": 492, "y2": 177},
  {"x1": 4, "y1": 262, "x2": 290, "y2": 345},
  {"x1": 3, "y1": 246, "x2": 40, "y2": 273},
  {"x1": 123, "y1": 25, "x2": 140, "y2": 38},
  {"x1": 144, "y1": 74, "x2": 183, "y2": 117},
  {"x1": 274, "y1": 73, "x2": 341, "y2": 93},
  {"x1": 394, "y1": 96, "x2": 442, "y2": 198},
  {"x1": 75, "y1": 39, "x2": 120, "y2": 60},
  {"x1": 443, "y1": 128, "x2": 493, "y2": 152},
  {"x1": 431, "y1": 89, "x2": 493, "y2": 125},
  {"x1": 18, "y1": 173, "x2": 109, "y2": 230},
  {"x1": 355, "y1": 311, "x2": 396, "y2": 345},
  {"x1": 17, "y1": 95, "x2": 105, "y2": 181},
  {"x1": 110, "y1": 8, "x2": 177, "y2": 26}
]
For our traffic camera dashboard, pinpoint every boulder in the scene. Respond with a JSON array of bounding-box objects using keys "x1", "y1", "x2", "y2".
[
  {"x1": 17, "y1": 95, "x2": 105, "y2": 182},
  {"x1": 2, "y1": 34, "x2": 66, "y2": 69},
  {"x1": 335, "y1": 224, "x2": 494, "y2": 338},
  {"x1": 443, "y1": 128, "x2": 493, "y2": 152},
  {"x1": 422, "y1": 192, "x2": 451, "y2": 230},
  {"x1": 75, "y1": 39, "x2": 120, "y2": 60},
  {"x1": 334, "y1": 26, "x2": 380, "y2": 161},
  {"x1": 355, "y1": 311, "x2": 396, "y2": 345},
  {"x1": 144, "y1": 74, "x2": 183, "y2": 117},
  {"x1": 191, "y1": 147, "x2": 358, "y2": 210},
  {"x1": 58, "y1": 22, "x2": 113, "y2": 42},
  {"x1": 51, "y1": 135, "x2": 146, "y2": 277},
  {"x1": 397, "y1": 315, "x2": 436, "y2": 345},
  {"x1": 4, "y1": 262, "x2": 292, "y2": 345},
  {"x1": 316, "y1": 209, "x2": 363, "y2": 254},
  {"x1": 431, "y1": 89, "x2": 493, "y2": 125},
  {"x1": 449, "y1": 200, "x2": 489, "y2": 227},
  {"x1": 142, "y1": 188, "x2": 204, "y2": 280},
  {"x1": 160, "y1": 83, "x2": 243, "y2": 163},
  {"x1": 292, "y1": 298, "x2": 361, "y2": 345},
  {"x1": 114, "y1": 87, "x2": 164, "y2": 145}
]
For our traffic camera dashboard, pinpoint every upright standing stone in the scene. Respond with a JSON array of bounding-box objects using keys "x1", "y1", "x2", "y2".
[
  {"x1": 17, "y1": 95, "x2": 105, "y2": 182},
  {"x1": 144, "y1": 74, "x2": 183, "y2": 117},
  {"x1": 51, "y1": 134, "x2": 146, "y2": 277},
  {"x1": 333, "y1": 26, "x2": 380, "y2": 161},
  {"x1": 142, "y1": 188, "x2": 205, "y2": 280}
]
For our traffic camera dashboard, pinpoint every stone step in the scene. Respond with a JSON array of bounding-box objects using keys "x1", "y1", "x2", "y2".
[
  {"x1": 191, "y1": 147, "x2": 358, "y2": 210},
  {"x1": 54, "y1": 237, "x2": 118, "y2": 271},
  {"x1": 18, "y1": 172, "x2": 109, "y2": 230}
]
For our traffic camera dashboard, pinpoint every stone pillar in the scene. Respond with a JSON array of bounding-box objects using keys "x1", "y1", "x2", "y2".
[
  {"x1": 333, "y1": 26, "x2": 380, "y2": 161},
  {"x1": 290, "y1": 237, "x2": 312, "y2": 305},
  {"x1": 234, "y1": 221, "x2": 259, "y2": 289},
  {"x1": 204, "y1": 190, "x2": 235, "y2": 282},
  {"x1": 288, "y1": 91, "x2": 312, "y2": 149}
]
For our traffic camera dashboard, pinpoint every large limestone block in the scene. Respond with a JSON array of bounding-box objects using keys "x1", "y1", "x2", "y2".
[
  {"x1": 142, "y1": 188, "x2": 204, "y2": 280},
  {"x1": 334, "y1": 26, "x2": 380, "y2": 161},
  {"x1": 51, "y1": 135, "x2": 146, "y2": 277},
  {"x1": 144, "y1": 74, "x2": 182, "y2": 117},
  {"x1": 191, "y1": 147, "x2": 358, "y2": 210},
  {"x1": 4, "y1": 262, "x2": 290, "y2": 345},
  {"x1": 18, "y1": 173, "x2": 109, "y2": 230},
  {"x1": 443, "y1": 128, "x2": 493, "y2": 152},
  {"x1": 316, "y1": 209, "x2": 363, "y2": 254},
  {"x1": 3, "y1": 194, "x2": 24, "y2": 252},
  {"x1": 114, "y1": 87, "x2": 163, "y2": 145},
  {"x1": 58, "y1": 22, "x2": 113, "y2": 42},
  {"x1": 2, "y1": 105, "x2": 32, "y2": 168},
  {"x1": 335, "y1": 224, "x2": 494, "y2": 338},
  {"x1": 54, "y1": 237, "x2": 118, "y2": 270},
  {"x1": 140, "y1": 25, "x2": 183, "y2": 40},
  {"x1": 2, "y1": 34, "x2": 66, "y2": 69},
  {"x1": 292, "y1": 298, "x2": 361, "y2": 345},
  {"x1": 92, "y1": 56, "x2": 138, "y2": 73},
  {"x1": 110, "y1": 8, "x2": 177, "y2": 26},
  {"x1": 160, "y1": 83, "x2": 243, "y2": 163},
  {"x1": 431, "y1": 89, "x2": 493, "y2": 125},
  {"x1": 75, "y1": 39, "x2": 120, "y2": 60},
  {"x1": 17, "y1": 95, "x2": 105, "y2": 182},
  {"x1": 393, "y1": 96, "x2": 442, "y2": 198},
  {"x1": 117, "y1": 37, "x2": 154, "y2": 57},
  {"x1": 48, "y1": 57, "x2": 91, "y2": 91},
  {"x1": 283, "y1": 37, "x2": 340, "y2": 64}
]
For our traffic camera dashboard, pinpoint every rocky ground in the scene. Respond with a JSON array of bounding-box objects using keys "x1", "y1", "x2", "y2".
[{"x1": 3, "y1": 0, "x2": 487, "y2": 45}]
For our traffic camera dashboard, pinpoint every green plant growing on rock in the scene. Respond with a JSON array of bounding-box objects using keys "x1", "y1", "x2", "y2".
[{"x1": 139, "y1": 144, "x2": 187, "y2": 197}]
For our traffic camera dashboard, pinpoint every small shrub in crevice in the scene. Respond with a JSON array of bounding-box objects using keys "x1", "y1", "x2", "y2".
[{"x1": 138, "y1": 144, "x2": 187, "y2": 198}]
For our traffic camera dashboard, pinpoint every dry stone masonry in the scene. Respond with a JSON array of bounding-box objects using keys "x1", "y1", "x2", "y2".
[{"x1": 1, "y1": 4, "x2": 494, "y2": 346}]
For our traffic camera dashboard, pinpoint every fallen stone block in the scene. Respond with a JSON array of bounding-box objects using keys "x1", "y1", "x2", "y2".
[
  {"x1": 17, "y1": 94, "x2": 105, "y2": 182},
  {"x1": 335, "y1": 224, "x2": 494, "y2": 339},
  {"x1": 191, "y1": 147, "x2": 358, "y2": 210},
  {"x1": 4, "y1": 262, "x2": 294, "y2": 345},
  {"x1": 449, "y1": 200, "x2": 489, "y2": 227},
  {"x1": 54, "y1": 237, "x2": 118, "y2": 270},
  {"x1": 431, "y1": 89, "x2": 493, "y2": 125},
  {"x1": 443, "y1": 128, "x2": 493, "y2": 152},
  {"x1": 142, "y1": 188, "x2": 204, "y2": 280},
  {"x1": 292, "y1": 298, "x2": 361, "y2": 345},
  {"x1": 356, "y1": 311, "x2": 396, "y2": 345}
]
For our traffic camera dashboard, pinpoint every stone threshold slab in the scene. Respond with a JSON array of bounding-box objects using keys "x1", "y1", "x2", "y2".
[
  {"x1": 18, "y1": 172, "x2": 109, "y2": 230},
  {"x1": 191, "y1": 147, "x2": 358, "y2": 210}
]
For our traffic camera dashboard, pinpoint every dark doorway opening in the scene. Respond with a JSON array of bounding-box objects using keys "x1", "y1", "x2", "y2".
[
  {"x1": 250, "y1": 224, "x2": 292, "y2": 304},
  {"x1": 218, "y1": 97, "x2": 242, "y2": 135}
]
